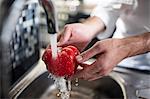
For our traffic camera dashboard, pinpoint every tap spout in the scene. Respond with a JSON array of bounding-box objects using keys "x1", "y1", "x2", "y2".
[{"x1": 39, "y1": 0, "x2": 58, "y2": 34}]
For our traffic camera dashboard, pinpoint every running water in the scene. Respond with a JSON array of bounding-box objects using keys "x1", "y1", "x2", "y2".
[
  {"x1": 50, "y1": 34, "x2": 58, "y2": 59},
  {"x1": 49, "y1": 34, "x2": 71, "y2": 99},
  {"x1": 48, "y1": 74, "x2": 71, "y2": 99},
  {"x1": 75, "y1": 78, "x2": 79, "y2": 86}
]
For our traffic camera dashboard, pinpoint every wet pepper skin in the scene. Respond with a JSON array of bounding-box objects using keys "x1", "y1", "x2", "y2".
[{"x1": 42, "y1": 46, "x2": 79, "y2": 77}]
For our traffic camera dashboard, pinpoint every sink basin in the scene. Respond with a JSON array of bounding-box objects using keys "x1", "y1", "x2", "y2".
[{"x1": 17, "y1": 71, "x2": 126, "y2": 99}]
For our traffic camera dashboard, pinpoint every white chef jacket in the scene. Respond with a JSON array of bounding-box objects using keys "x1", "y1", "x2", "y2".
[{"x1": 91, "y1": 0, "x2": 150, "y2": 70}]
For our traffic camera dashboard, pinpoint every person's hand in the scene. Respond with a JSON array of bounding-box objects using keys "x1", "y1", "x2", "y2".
[
  {"x1": 57, "y1": 23, "x2": 94, "y2": 51},
  {"x1": 58, "y1": 16, "x2": 105, "y2": 51},
  {"x1": 74, "y1": 38, "x2": 131, "y2": 81}
]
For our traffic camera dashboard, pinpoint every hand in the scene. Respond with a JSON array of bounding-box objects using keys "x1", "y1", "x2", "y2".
[
  {"x1": 58, "y1": 23, "x2": 94, "y2": 51},
  {"x1": 58, "y1": 16, "x2": 105, "y2": 51},
  {"x1": 74, "y1": 39, "x2": 130, "y2": 81}
]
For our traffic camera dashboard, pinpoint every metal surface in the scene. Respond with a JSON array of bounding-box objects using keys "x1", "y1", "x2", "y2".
[
  {"x1": 9, "y1": 56, "x2": 47, "y2": 98},
  {"x1": 40, "y1": 73, "x2": 126, "y2": 99},
  {"x1": 114, "y1": 67, "x2": 150, "y2": 99},
  {"x1": 9, "y1": 56, "x2": 150, "y2": 99},
  {"x1": 1, "y1": 0, "x2": 27, "y2": 98},
  {"x1": 9, "y1": 0, "x2": 40, "y2": 85},
  {"x1": 8, "y1": 50, "x2": 126, "y2": 99},
  {"x1": 1, "y1": 0, "x2": 149, "y2": 98},
  {"x1": 1, "y1": 0, "x2": 58, "y2": 98},
  {"x1": 16, "y1": 72, "x2": 125, "y2": 99},
  {"x1": 39, "y1": 0, "x2": 58, "y2": 34},
  {"x1": 1, "y1": 0, "x2": 40, "y2": 87}
]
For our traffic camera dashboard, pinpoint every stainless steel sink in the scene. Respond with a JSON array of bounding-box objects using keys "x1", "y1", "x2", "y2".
[
  {"x1": 10, "y1": 57, "x2": 150, "y2": 99},
  {"x1": 17, "y1": 71, "x2": 126, "y2": 99},
  {"x1": 9, "y1": 56, "x2": 150, "y2": 99}
]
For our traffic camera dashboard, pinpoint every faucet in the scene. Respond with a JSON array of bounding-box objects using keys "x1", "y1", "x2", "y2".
[
  {"x1": 39, "y1": 0, "x2": 58, "y2": 34},
  {"x1": 39, "y1": 0, "x2": 58, "y2": 58}
]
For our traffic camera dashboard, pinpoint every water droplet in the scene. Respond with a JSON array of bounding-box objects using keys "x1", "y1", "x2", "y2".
[
  {"x1": 48, "y1": 74, "x2": 51, "y2": 78},
  {"x1": 56, "y1": 92, "x2": 61, "y2": 97},
  {"x1": 47, "y1": 73, "x2": 71, "y2": 99},
  {"x1": 68, "y1": 80, "x2": 71, "y2": 91},
  {"x1": 75, "y1": 78, "x2": 79, "y2": 86},
  {"x1": 50, "y1": 34, "x2": 58, "y2": 59}
]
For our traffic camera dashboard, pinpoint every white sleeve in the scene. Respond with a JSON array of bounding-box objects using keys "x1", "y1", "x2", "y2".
[{"x1": 91, "y1": 0, "x2": 135, "y2": 39}]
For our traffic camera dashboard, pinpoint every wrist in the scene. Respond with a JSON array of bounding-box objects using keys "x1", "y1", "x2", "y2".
[
  {"x1": 82, "y1": 16, "x2": 105, "y2": 36},
  {"x1": 114, "y1": 39, "x2": 131, "y2": 59},
  {"x1": 119, "y1": 33, "x2": 150, "y2": 57},
  {"x1": 145, "y1": 33, "x2": 150, "y2": 51}
]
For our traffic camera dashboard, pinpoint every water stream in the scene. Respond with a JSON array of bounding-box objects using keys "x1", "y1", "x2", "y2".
[
  {"x1": 49, "y1": 34, "x2": 71, "y2": 99},
  {"x1": 50, "y1": 34, "x2": 58, "y2": 59}
]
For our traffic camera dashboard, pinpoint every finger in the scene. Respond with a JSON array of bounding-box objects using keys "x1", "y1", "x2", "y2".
[
  {"x1": 57, "y1": 26, "x2": 72, "y2": 46},
  {"x1": 74, "y1": 60, "x2": 101, "y2": 79},
  {"x1": 78, "y1": 62, "x2": 97, "y2": 76},
  {"x1": 73, "y1": 65, "x2": 98, "y2": 80},
  {"x1": 58, "y1": 41, "x2": 76, "y2": 48},
  {"x1": 68, "y1": 69, "x2": 83, "y2": 80},
  {"x1": 73, "y1": 67, "x2": 93, "y2": 80},
  {"x1": 68, "y1": 65, "x2": 84, "y2": 80},
  {"x1": 57, "y1": 31, "x2": 62, "y2": 41},
  {"x1": 89, "y1": 67, "x2": 113, "y2": 81},
  {"x1": 86, "y1": 56, "x2": 104, "y2": 74},
  {"x1": 83, "y1": 59, "x2": 104, "y2": 81},
  {"x1": 76, "y1": 42, "x2": 103, "y2": 63},
  {"x1": 100, "y1": 67, "x2": 114, "y2": 77},
  {"x1": 70, "y1": 63, "x2": 91, "y2": 80},
  {"x1": 46, "y1": 45, "x2": 51, "y2": 49},
  {"x1": 71, "y1": 69, "x2": 85, "y2": 79},
  {"x1": 88, "y1": 75, "x2": 103, "y2": 81},
  {"x1": 78, "y1": 63, "x2": 91, "y2": 68},
  {"x1": 87, "y1": 68, "x2": 105, "y2": 81},
  {"x1": 73, "y1": 59, "x2": 103, "y2": 80}
]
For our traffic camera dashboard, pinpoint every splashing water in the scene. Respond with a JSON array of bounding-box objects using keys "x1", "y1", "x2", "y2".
[
  {"x1": 75, "y1": 78, "x2": 79, "y2": 86},
  {"x1": 49, "y1": 34, "x2": 72, "y2": 99},
  {"x1": 48, "y1": 73, "x2": 71, "y2": 99}
]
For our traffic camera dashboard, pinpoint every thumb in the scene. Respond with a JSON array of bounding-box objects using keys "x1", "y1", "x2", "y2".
[
  {"x1": 57, "y1": 26, "x2": 72, "y2": 46},
  {"x1": 76, "y1": 42, "x2": 102, "y2": 63}
]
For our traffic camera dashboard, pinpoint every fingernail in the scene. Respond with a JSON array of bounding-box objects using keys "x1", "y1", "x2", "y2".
[
  {"x1": 76, "y1": 55, "x2": 83, "y2": 62},
  {"x1": 57, "y1": 42, "x2": 61, "y2": 46}
]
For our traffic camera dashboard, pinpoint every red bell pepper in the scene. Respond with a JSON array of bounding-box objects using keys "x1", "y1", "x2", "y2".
[{"x1": 42, "y1": 45, "x2": 79, "y2": 77}]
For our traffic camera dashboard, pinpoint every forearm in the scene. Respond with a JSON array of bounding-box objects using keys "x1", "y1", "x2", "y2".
[
  {"x1": 120, "y1": 33, "x2": 150, "y2": 57},
  {"x1": 82, "y1": 16, "x2": 105, "y2": 37}
]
